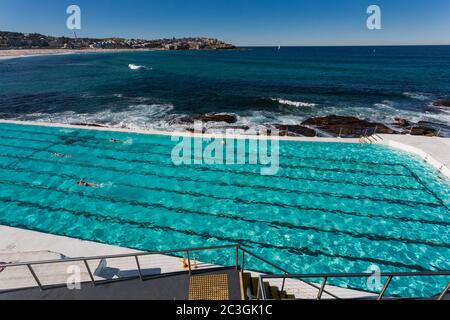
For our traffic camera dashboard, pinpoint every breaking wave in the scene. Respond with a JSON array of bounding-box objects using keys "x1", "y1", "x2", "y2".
[
  {"x1": 403, "y1": 92, "x2": 431, "y2": 101},
  {"x1": 272, "y1": 98, "x2": 317, "y2": 108},
  {"x1": 128, "y1": 64, "x2": 152, "y2": 71}
]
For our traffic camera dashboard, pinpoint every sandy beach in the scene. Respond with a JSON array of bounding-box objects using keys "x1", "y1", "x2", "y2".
[{"x1": 0, "y1": 48, "x2": 161, "y2": 59}]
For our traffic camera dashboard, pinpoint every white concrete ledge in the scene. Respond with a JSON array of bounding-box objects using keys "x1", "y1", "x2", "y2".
[
  {"x1": 379, "y1": 134, "x2": 450, "y2": 179},
  {"x1": 0, "y1": 119, "x2": 360, "y2": 143}
]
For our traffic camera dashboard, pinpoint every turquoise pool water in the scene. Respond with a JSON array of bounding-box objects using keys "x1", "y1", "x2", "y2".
[{"x1": 0, "y1": 123, "x2": 448, "y2": 297}]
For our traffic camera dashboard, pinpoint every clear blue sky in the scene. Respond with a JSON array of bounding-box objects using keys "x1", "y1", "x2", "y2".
[{"x1": 0, "y1": 0, "x2": 449, "y2": 46}]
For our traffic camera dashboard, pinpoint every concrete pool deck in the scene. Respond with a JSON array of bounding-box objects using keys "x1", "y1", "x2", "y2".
[
  {"x1": 0, "y1": 119, "x2": 448, "y2": 178},
  {"x1": 378, "y1": 134, "x2": 450, "y2": 179}
]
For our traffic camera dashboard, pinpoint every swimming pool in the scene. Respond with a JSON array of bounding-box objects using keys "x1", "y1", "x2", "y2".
[{"x1": 0, "y1": 122, "x2": 448, "y2": 297}]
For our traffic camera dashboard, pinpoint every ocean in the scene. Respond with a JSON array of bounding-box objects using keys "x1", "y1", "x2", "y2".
[{"x1": 1, "y1": 46, "x2": 450, "y2": 136}]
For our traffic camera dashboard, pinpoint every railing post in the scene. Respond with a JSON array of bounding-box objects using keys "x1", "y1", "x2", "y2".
[
  {"x1": 281, "y1": 273, "x2": 286, "y2": 293},
  {"x1": 338, "y1": 128, "x2": 342, "y2": 138},
  {"x1": 377, "y1": 275, "x2": 393, "y2": 300},
  {"x1": 317, "y1": 277, "x2": 328, "y2": 300},
  {"x1": 437, "y1": 282, "x2": 450, "y2": 300},
  {"x1": 241, "y1": 250, "x2": 245, "y2": 273},
  {"x1": 186, "y1": 250, "x2": 192, "y2": 275},
  {"x1": 83, "y1": 259, "x2": 96, "y2": 285},
  {"x1": 27, "y1": 264, "x2": 44, "y2": 291},
  {"x1": 135, "y1": 256, "x2": 143, "y2": 281},
  {"x1": 235, "y1": 245, "x2": 239, "y2": 271}
]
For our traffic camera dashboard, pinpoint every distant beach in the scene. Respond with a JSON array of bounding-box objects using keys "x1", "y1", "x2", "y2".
[{"x1": 0, "y1": 48, "x2": 161, "y2": 59}]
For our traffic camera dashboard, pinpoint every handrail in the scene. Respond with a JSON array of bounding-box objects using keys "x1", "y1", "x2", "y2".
[
  {"x1": 0, "y1": 244, "x2": 238, "y2": 268},
  {"x1": 3, "y1": 244, "x2": 448, "y2": 300},
  {"x1": 0, "y1": 244, "x2": 337, "y2": 299},
  {"x1": 259, "y1": 271, "x2": 450, "y2": 278},
  {"x1": 240, "y1": 247, "x2": 339, "y2": 299},
  {"x1": 258, "y1": 271, "x2": 450, "y2": 300}
]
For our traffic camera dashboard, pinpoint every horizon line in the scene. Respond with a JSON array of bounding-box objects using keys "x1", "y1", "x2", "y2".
[{"x1": 2, "y1": 30, "x2": 450, "y2": 48}]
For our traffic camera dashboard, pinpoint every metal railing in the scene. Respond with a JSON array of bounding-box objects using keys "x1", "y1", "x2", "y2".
[
  {"x1": 0, "y1": 244, "x2": 239, "y2": 291},
  {"x1": 1, "y1": 244, "x2": 449, "y2": 300},
  {"x1": 0, "y1": 243, "x2": 337, "y2": 299},
  {"x1": 258, "y1": 271, "x2": 450, "y2": 300},
  {"x1": 0, "y1": 244, "x2": 358, "y2": 301}
]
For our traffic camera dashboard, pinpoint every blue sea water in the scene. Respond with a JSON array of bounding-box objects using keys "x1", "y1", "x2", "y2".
[
  {"x1": 0, "y1": 122, "x2": 448, "y2": 297},
  {"x1": 0, "y1": 46, "x2": 450, "y2": 135}
]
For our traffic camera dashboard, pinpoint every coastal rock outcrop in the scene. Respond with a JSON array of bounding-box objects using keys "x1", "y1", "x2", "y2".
[
  {"x1": 393, "y1": 118, "x2": 411, "y2": 128},
  {"x1": 392, "y1": 118, "x2": 438, "y2": 136},
  {"x1": 273, "y1": 124, "x2": 316, "y2": 137},
  {"x1": 301, "y1": 115, "x2": 395, "y2": 137},
  {"x1": 433, "y1": 100, "x2": 450, "y2": 108},
  {"x1": 409, "y1": 126, "x2": 437, "y2": 136},
  {"x1": 180, "y1": 113, "x2": 238, "y2": 124}
]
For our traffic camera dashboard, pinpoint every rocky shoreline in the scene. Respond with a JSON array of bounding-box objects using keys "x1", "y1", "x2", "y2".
[{"x1": 174, "y1": 112, "x2": 445, "y2": 138}]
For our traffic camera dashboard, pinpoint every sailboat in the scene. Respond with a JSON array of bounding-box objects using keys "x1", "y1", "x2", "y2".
[{"x1": 277, "y1": 45, "x2": 281, "y2": 50}]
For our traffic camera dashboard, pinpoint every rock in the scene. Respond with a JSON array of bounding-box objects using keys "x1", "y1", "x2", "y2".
[
  {"x1": 180, "y1": 113, "x2": 238, "y2": 124},
  {"x1": 273, "y1": 124, "x2": 316, "y2": 137},
  {"x1": 433, "y1": 100, "x2": 450, "y2": 108},
  {"x1": 301, "y1": 115, "x2": 395, "y2": 137},
  {"x1": 409, "y1": 126, "x2": 437, "y2": 136},
  {"x1": 213, "y1": 125, "x2": 250, "y2": 131},
  {"x1": 71, "y1": 122, "x2": 107, "y2": 128},
  {"x1": 391, "y1": 120, "x2": 439, "y2": 136},
  {"x1": 393, "y1": 118, "x2": 411, "y2": 128}
]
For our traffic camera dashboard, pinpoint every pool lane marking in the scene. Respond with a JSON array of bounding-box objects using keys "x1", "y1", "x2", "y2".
[
  {"x1": 0, "y1": 196, "x2": 439, "y2": 272},
  {"x1": 0, "y1": 150, "x2": 441, "y2": 209},
  {"x1": 401, "y1": 167, "x2": 450, "y2": 211},
  {"x1": 0, "y1": 170, "x2": 448, "y2": 242},
  {"x1": 1, "y1": 161, "x2": 446, "y2": 227},
  {"x1": 0, "y1": 182, "x2": 448, "y2": 250},
  {"x1": 0, "y1": 151, "x2": 442, "y2": 210},
  {"x1": 2, "y1": 160, "x2": 446, "y2": 231},
  {"x1": 0, "y1": 136, "x2": 410, "y2": 178},
  {"x1": 0, "y1": 140, "x2": 425, "y2": 192},
  {"x1": 0, "y1": 130, "x2": 445, "y2": 207},
  {"x1": 0, "y1": 126, "x2": 412, "y2": 169}
]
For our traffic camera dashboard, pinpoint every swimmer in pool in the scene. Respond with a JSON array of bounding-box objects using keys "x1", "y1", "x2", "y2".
[
  {"x1": 110, "y1": 138, "x2": 122, "y2": 143},
  {"x1": 77, "y1": 178, "x2": 96, "y2": 188},
  {"x1": 51, "y1": 153, "x2": 71, "y2": 158}
]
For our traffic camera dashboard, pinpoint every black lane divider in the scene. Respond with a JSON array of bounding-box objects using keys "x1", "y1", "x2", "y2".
[
  {"x1": 1, "y1": 168, "x2": 449, "y2": 249},
  {"x1": 0, "y1": 149, "x2": 424, "y2": 194},
  {"x1": 2, "y1": 139, "x2": 59, "y2": 170},
  {"x1": 0, "y1": 173, "x2": 448, "y2": 251},
  {"x1": 0, "y1": 126, "x2": 411, "y2": 169},
  {"x1": 0, "y1": 136, "x2": 411, "y2": 178},
  {"x1": 3, "y1": 127, "x2": 441, "y2": 205},
  {"x1": 1, "y1": 127, "x2": 444, "y2": 204},
  {"x1": 0, "y1": 195, "x2": 436, "y2": 272},
  {"x1": 2, "y1": 162, "x2": 448, "y2": 229},
  {"x1": 406, "y1": 169, "x2": 450, "y2": 211},
  {"x1": 0, "y1": 140, "x2": 424, "y2": 193},
  {"x1": 0, "y1": 152, "x2": 442, "y2": 209},
  {"x1": 1, "y1": 159, "x2": 432, "y2": 212}
]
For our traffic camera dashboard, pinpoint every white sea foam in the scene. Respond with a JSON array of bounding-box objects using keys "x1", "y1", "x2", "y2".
[
  {"x1": 10, "y1": 99, "x2": 450, "y2": 136},
  {"x1": 403, "y1": 92, "x2": 431, "y2": 101},
  {"x1": 273, "y1": 98, "x2": 316, "y2": 108},
  {"x1": 128, "y1": 64, "x2": 152, "y2": 70}
]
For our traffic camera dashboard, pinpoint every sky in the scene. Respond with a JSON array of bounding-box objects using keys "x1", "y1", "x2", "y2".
[{"x1": 0, "y1": 0, "x2": 449, "y2": 46}]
